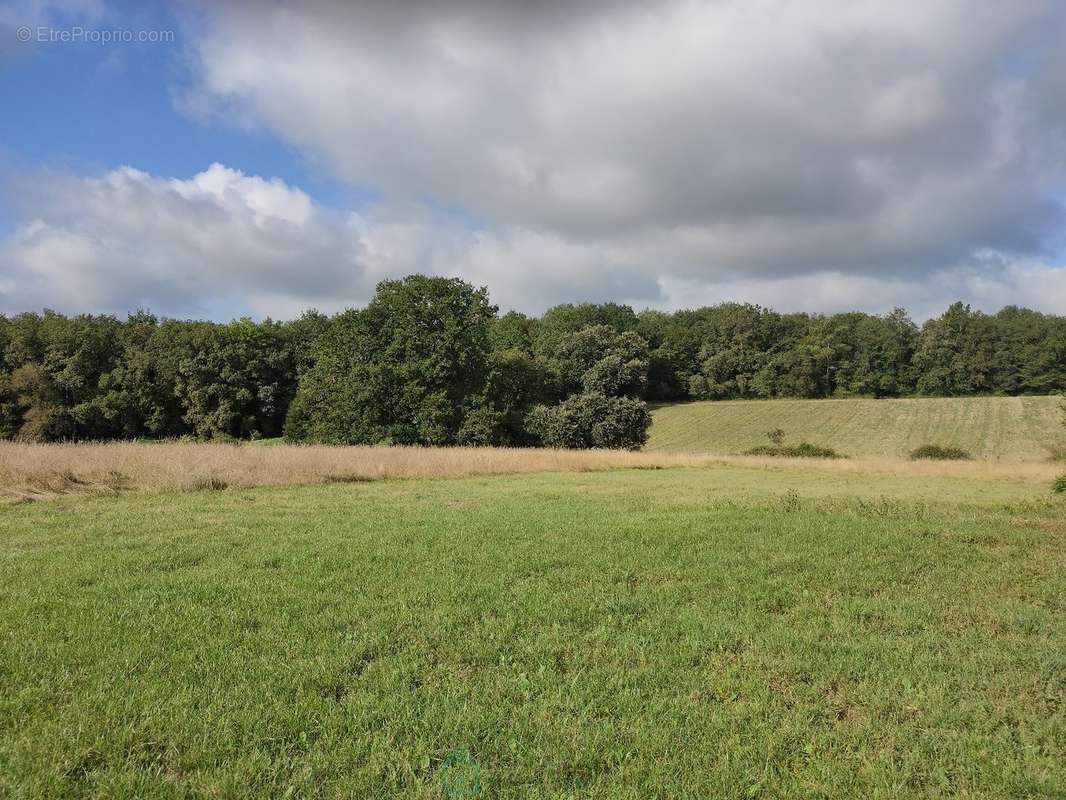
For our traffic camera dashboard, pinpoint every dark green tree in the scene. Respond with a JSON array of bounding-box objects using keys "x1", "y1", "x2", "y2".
[
  {"x1": 490, "y1": 311, "x2": 538, "y2": 355},
  {"x1": 475, "y1": 349, "x2": 551, "y2": 445},
  {"x1": 3, "y1": 289, "x2": 1066, "y2": 447},
  {"x1": 914, "y1": 303, "x2": 996, "y2": 396},
  {"x1": 552, "y1": 325, "x2": 650, "y2": 398},
  {"x1": 688, "y1": 304, "x2": 793, "y2": 399},
  {"x1": 532, "y1": 302, "x2": 640, "y2": 361},
  {"x1": 286, "y1": 276, "x2": 496, "y2": 445}
]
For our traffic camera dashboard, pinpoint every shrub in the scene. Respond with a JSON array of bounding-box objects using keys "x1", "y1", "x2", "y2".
[
  {"x1": 525, "y1": 393, "x2": 651, "y2": 450},
  {"x1": 590, "y1": 397, "x2": 652, "y2": 449},
  {"x1": 767, "y1": 428, "x2": 786, "y2": 445},
  {"x1": 1053, "y1": 475, "x2": 1066, "y2": 494},
  {"x1": 910, "y1": 444, "x2": 971, "y2": 461},
  {"x1": 744, "y1": 442, "x2": 844, "y2": 458}
]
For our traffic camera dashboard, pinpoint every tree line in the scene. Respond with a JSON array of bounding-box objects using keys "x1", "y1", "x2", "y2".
[{"x1": 2, "y1": 275, "x2": 1064, "y2": 447}]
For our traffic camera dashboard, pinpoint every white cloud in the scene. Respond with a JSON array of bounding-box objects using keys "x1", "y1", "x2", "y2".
[
  {"x1": 3, "y1": 1, "x2": 1066, "y2": 320},
  {"x1": 657, "y1": 259, "x2": 1066, "y2": 322},
  {"x1": 183, "y1": 0, "x2": 1066, "y2": 281},
  {"x1": 1, "y1": 162, "x2": 1064, "y2": 320},
  {"x1": 0, "y1": 163, "x2": 373, "y2": 318}
]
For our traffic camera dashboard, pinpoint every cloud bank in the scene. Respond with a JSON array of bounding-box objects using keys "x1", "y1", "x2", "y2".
[
  {"x1": 0, "y1": 164, "x2": 371, "y2": 318},
  {"x1": 3, "y1": 0, "x2": 1066, "y2": 318},
  {"x1": 187, "y1": 2, "x2": 1066, "y2": 267}
]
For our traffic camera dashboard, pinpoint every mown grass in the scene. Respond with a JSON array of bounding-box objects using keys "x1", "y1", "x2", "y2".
[
  {"x1": 1, "y1": 465, "x2": 1063, "y2": 798},
  {"x1": 647, "y1": 395, "x2": 1066, "y2": 460}
]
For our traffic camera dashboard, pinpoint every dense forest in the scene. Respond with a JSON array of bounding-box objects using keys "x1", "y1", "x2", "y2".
[{"x1": 2, "y1": 275, "x2": 1065, "y2": 448}]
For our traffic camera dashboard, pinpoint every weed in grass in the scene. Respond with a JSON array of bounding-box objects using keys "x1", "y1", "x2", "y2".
[
  {"x1": 1054, "y1": 474, "x2": 1066, "y2": 493},
  {"x1": 778, "y1": 488, "x2": 802, "y2": 512},
  {"x1": 438, "y1": 750, "x2": 482, "y2": 798}
]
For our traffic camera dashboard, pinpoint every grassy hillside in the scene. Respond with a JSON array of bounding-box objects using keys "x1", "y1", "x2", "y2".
[
  {"x1": 648, "y1": 395, "x2": 1066, "y2": 460},
  {"x1": 1, "y1": 465, "x2": 1063, "y2": 797}
]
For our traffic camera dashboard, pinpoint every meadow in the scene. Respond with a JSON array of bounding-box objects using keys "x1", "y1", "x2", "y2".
[
  {"x1": 647, "y1": 395, "x2": 1066, "y2": 460},
  {"x1": 2, "y1": 440, "x2": 1062, "y2": 504},
  {"x1": 1, "y1": 449, "x2": 1064, "y2": 798}
]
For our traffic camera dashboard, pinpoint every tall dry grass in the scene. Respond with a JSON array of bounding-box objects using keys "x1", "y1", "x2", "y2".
[
  {"x1": 0, "y1": 441, "x2": 706, "y2": 501},
  {"x1": 0, "y1": 440, "x2": 1060, "y2": 503}
]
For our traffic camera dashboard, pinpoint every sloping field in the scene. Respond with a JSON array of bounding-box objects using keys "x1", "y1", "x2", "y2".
[{"x1": 648, "y1": 395, "x2": 1066, "y2": 460}]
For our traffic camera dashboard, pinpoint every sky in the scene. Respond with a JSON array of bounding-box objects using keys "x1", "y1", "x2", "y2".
[{"x1": 1, "y1": 0, "x2": 1065, "y2": 321}]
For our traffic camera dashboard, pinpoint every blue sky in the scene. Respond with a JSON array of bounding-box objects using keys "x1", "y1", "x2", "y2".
[
  {"x1": 1, "y1": 1, "x2": 1064, "y2": 320},
  {"x1": 0, "y1": 2, "x2": 365, "y2": 213}
]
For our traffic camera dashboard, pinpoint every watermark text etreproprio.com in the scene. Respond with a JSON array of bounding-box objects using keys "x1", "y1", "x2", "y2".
[{"x1": 15, "y1": 25, "x2": 175, "y2": 44}]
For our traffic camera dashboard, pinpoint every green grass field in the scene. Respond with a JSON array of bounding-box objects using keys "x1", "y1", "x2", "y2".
[
  {"x1": 647, "y1": 395, "x2": 1066, "y2": 460},
  {"x1": 2, "y1": 464, "x2": 1063, "y2": 798}
]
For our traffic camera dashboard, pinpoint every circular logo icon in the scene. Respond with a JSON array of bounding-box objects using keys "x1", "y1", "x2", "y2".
[
  {"x1": 16, "y1": 26, "x2": 32, "y2": 42},
  {"x1": 439, "y1": 749, "x2": 482, "y2": 798}
]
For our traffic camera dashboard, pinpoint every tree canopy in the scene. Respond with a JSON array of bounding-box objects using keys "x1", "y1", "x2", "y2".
[
  {"x1": 2, "y1": 281, "x2": 1065, "y2": 448},
  {"x1": 284, "y1": 276, "x2": 496, "y2": 445}
]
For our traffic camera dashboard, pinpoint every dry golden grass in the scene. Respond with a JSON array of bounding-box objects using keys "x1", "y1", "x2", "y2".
[
  {"x1": 0, "y1": 441, "x2": 702, "y2": 502},
  {"x1": 728, "y1": 452, "x2": 1062, "y2": 486},
  {"x1": 1, "y1": 440, "x2": 1061, "y2": 503}
]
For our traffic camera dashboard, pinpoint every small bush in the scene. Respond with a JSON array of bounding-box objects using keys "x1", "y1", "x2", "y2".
[
  {"x1": 910, "y1": 444, "x2": 971, "y2": 461},
  {"x1": 767, "y1": 428, "x2": 786, "y2": 446},
  {"x1": 744, "y1": 443, "x2": 844, "y2": 459},
  {"x1": 1053, "y1": 474, "x2": 1066, "y2": 494}
]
